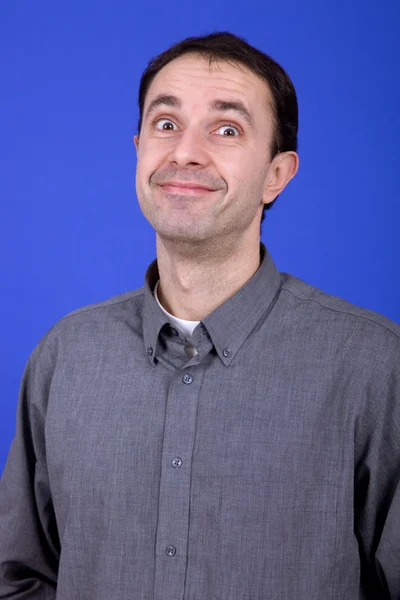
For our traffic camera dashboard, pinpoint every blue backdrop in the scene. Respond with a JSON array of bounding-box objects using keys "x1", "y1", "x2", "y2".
[{"x1": 1, "y1": 0, "x2": 399, "y2": 473}]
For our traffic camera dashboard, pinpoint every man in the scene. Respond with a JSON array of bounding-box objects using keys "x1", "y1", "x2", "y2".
[{"x1": 0, "y1": 30, "x2": 399, "y2": 600}]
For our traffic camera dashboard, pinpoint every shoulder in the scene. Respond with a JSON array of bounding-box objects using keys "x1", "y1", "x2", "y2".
[
  {"x1": 28, "y1": 286, "x2": 146, "y2": 368},
  {"x1": 59, "y1": 287, "x2": 145, "y2": 322},
  {"x1": 279, "y1": 272, "x2": 400, "y2": 387},
  {"x1": 280, "y1": 271, "x2": 400, "y2": 338}
]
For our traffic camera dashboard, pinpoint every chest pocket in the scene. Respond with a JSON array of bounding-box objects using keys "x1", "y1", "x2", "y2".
[{"x1": 214, "y1": 476, "x2": 338, "y2": 600}]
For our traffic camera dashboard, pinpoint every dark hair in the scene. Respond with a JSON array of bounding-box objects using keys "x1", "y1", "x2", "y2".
[{"x1": 137, "y1": 31, "x2": 298, "y2": 226}]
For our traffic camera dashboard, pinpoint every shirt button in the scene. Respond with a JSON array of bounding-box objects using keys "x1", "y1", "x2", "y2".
[
  {"x1": 165, "y1": 545, "x2": 176, "y2": 557},
  {"x1": 147, "y1": 347, "x2": 153, "y2": 356},
  {"x1": 172, "y1": 456, "x2": 182, "y2": 468},
  {"x1": 182, "y1": 373, "x2": 193, "y2": 384},
  {"x1": 223, "y1": 347, "x2": 231, "y2": 357}
]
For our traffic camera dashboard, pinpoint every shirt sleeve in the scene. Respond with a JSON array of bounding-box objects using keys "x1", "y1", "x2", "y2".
[
  {"x1": 0, "y1": 332, "x2": 59, "y2": 598},
  {"x1": 354, "y1": 331, "x2": 400, "y2": 600}
]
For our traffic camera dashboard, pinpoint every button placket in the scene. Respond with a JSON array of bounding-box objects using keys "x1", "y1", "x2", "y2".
[{"x1": 154, "y1": 364, "x2": 204, "y2": 599}]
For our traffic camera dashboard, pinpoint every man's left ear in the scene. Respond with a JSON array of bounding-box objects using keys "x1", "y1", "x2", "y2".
[{"x1": 263, "y1": 151, "x2": 299, "y2": 205}]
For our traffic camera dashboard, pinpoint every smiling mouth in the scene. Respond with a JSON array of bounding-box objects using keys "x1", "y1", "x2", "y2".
[{"x1": 160, "y1": 184, "x2": 217, "y2": 195}]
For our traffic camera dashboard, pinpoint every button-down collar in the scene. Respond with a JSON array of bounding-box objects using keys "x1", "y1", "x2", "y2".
[{"x1": 142, "y1": 242, "x2": 282, "y2": 366}]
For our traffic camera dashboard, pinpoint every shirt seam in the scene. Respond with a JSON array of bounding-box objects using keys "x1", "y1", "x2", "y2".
[
  {"x1": 54, "y1": 283, "x2": 399, "y2": 343},
  {"x1": 280, "y1": 286, "x2": 400, "y2": 341},
  {"x1": 56, "y1": 289, "x2": 145, "y2": 322}
]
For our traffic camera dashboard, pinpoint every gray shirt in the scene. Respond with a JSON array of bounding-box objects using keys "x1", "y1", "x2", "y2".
[{"x1": 1, "y1": 242, "x2": 399, "y2": 600}]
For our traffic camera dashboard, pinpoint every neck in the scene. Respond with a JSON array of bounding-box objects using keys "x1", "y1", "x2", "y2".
[{"x1": 155, "y1": 234, "x2": 261, "y2": 321}]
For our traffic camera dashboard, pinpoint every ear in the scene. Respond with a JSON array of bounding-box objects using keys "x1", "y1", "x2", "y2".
[
  {"x1": 133, "y1": 134, "x2": 139, "y2": 155},
  {"x1": 262, "y1": 151, "x2": 299, "y2": 206}
]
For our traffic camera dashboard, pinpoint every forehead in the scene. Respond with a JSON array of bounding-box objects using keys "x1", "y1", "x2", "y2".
[{"x1": 144, "y1": 54, "x2": 273, "y2": 118}]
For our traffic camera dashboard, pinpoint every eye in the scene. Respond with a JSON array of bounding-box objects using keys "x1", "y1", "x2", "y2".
[
  {"x1": 214, "y1": 124, "x2": 241, "y2": 137},
  {"x1": 154, "y1": 118, "x2": 177, "y2": 131},
  {"x1": 151, "y1": 117, "x2": 241, "y2": 136}
]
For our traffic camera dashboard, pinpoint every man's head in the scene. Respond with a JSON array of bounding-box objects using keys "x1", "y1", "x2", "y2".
[{"x1": 134, "y1": 31, "x2": 299, "y2": 246}]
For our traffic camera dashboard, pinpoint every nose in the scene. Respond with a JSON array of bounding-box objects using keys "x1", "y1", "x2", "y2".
[{"x1": 168, "y1": 125, "x2": 210, "y2": 168}]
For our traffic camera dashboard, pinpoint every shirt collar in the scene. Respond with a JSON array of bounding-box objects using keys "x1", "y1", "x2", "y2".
[{"x1": 142, "y1": 242, "x2": 282, "y2": 366}]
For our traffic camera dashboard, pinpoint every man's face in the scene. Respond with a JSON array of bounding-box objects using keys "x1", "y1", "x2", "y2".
[{"x1": 134, "y1": 54, "x2": 277, "y2": 244}]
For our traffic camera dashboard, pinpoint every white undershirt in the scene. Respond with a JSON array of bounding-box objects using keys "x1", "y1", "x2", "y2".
[{"x1": 154, "y1": 280, "x2": 200, "y2": 358}]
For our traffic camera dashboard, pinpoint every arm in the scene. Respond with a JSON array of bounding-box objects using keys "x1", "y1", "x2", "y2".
[
  {"x1": 354, "y1": 331, "x2": 400, "y2": 599},
  {"x1": 0, "y1": 333, "x2": 59, "y2": 598}
]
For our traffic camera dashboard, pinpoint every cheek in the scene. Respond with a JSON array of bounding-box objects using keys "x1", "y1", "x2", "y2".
[
  {"x1": 136, "y1": 156, "x2": 153, "y2": 186},
  {"x1": 230, "y1": 158, "x2": 268, "y2": 205},
  {"x1": 228, "y1": 159, "x2": 257, "y2": 191},
  {"x1": 137, "y1": 143, "x2": 166, "y2": 180}
]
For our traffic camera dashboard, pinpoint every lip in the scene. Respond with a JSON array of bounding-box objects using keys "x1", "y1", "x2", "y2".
[
  {"x1": 160, "y1": 184, "x2": 216, "y2": 195},
  {"x1": 159, "y1": 181, "x2": 217, "y2": 193}
]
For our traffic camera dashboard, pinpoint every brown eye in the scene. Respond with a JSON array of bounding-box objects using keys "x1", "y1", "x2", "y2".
[
  {"x1": 215, "y1": 124, "x2": 240, "y2": 136},
  {"x1": 155, "y1": 119, "x2": 176, "y2": 130}
]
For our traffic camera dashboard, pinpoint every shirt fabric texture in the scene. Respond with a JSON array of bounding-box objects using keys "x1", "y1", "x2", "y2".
[{"x1": 0, "y1": 242, "x2": 399, "y2": 600}]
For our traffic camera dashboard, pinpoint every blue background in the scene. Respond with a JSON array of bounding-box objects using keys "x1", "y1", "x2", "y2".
[{"x1": 1, "y1": 0, "x2": 399, "y2": 473}]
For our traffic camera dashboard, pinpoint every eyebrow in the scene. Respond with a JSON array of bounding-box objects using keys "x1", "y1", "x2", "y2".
[{"x1": 143, "y1": 93, "x2": 256, "y2": 129}]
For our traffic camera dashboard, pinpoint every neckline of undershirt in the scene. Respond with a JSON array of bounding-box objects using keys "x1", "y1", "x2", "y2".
[{"x1": 153, "y1": 279, "x2": 200, "y2": 341}]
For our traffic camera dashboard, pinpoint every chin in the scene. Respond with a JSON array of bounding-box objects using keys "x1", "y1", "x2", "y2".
[{"x1": 156, "y1": 226, "x2": 213, "y2": 244}]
